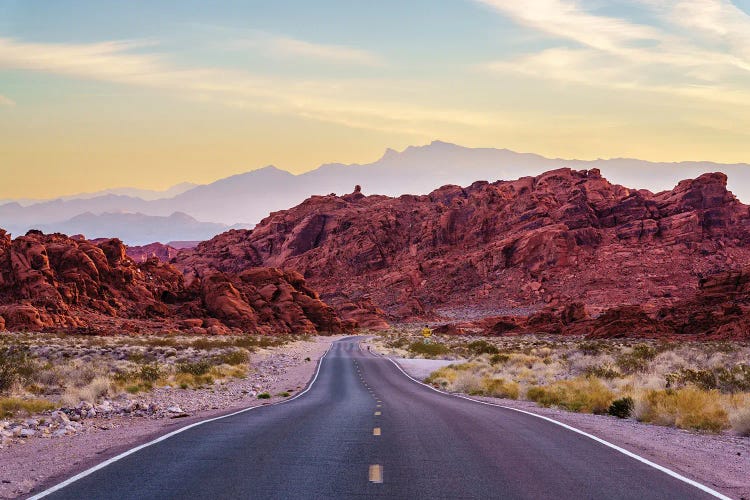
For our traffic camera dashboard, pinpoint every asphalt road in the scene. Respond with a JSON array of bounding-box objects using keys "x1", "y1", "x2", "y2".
[{"x1": 37, "y1": 337, "x2": 720, "y2": 500}]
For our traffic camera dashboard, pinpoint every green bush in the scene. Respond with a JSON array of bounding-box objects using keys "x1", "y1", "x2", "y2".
[
  {"x1": 616, "y1": 344, "x2": 658, "y2": 374},
  {"x1": 257, "y1": 392, "x2": 271, "y2": 399},
  {"x1": 408, "y1": 341, "x2": 449, "y2": 357},
  {"x1": 0, "y1": 344, "x2": 32, "y2": 393},
  {"x1": 177, "y1": 360, "x2": 212, "y2": 376},
  {"x1": 608, "y1": 397, "x2": 634, "y2": 418},
  {"x1": 139, "y1": 363, "x2": 161, "y2": 383},
  {"x1": 489, "y1": 353, "x2": 510, "y2": 365},
  {"x1": 466, "y1": 340, "x2": 499, "y2": 356},
  {"x1": 211, "y1": 349, "x2": 249, "y2": 366},
  {"x1": 584, "y1": 364, "x2": 621, "y2": 379}
]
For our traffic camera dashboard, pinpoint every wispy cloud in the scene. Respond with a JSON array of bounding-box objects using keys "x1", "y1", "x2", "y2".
[
  {"x1": 0, "y1": 36, "x2": 495, "y2": 135},
  {"x1": 242, "y1": 32, "x2": 386, "y2": 66},
  {"x1": 476, "y1": 0, "x2": 750, "y2": 106},
  {"x1": 0, "y1": 94, "x2": 15, "y2": 106}
]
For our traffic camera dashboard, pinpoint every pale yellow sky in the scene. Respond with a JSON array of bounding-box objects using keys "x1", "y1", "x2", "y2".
[{"x1": 1, "y1": 0, "x2": 749, "y2": 199}]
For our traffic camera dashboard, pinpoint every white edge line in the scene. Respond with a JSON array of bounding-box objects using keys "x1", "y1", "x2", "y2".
[
  {"x1": 385, "y1": 357, "x2": 732, "y2": 500},
  {"x1": 27, "y1": 342, "x2": 336, "y2": 500}
]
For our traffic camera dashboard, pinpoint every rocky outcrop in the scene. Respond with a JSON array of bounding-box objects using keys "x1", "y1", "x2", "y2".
[
  {"x1": 0, "y1": 230, "x2": 345, "y2": 335},
  {"x1": 174, "y1": 169, "x2": 750, "y2": 334},
  {"x1": 126, "y1": 242, "x2": 180, "y2": 263}
]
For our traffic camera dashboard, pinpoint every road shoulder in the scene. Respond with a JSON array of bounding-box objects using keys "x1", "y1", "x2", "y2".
[
  {"x1": 393, "y1": 356, "x2": 750, "y2": 500},
  {"x1": 0, "y1": 336, "x2": 337, "y2": 499}
]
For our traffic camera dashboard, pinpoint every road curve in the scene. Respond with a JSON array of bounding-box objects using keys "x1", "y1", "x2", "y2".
[{"x1": 34, "y1": 337, "x2": 720, "y2": 499}]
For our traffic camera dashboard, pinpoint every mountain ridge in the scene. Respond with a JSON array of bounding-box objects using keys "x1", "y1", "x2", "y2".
[{"x1": 3, "y1": 141, "x2": 750, "y2": 245}]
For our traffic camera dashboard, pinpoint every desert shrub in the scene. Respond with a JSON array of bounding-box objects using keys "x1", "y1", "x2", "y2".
[
  {"x1": 277, "y1": 392, "x2": 290, "y2": 397},
  {"x1": 178, "y1": 361, "x2": 212, "y2": 376},
  {"x1": 0, "y1": 344, "x2": 32, "y2": 392},
  {"x1": 61, "y1": 376, "x2": 112, "y2": 406},
  {"x1": 408, "y1": 341, "x2": 449, "y2": 357},
  {"x1": 214, "y1": 349, "x2": 249, "y2": 366},
  {"x1": 481, "y1": 377, "x2": 520, "y2": 399},
  {"x1": 578, "y1": 341, "x2": 606, "y2": 356},
  {"x1": 584, "y1": 364, "x2": 621, "y2": 379},
  {"x1": 257, "y1": 392, "x2": 271, "y2": 399},
  {"x1": 526, "y1": 377, "x2": 614, "y2": 414},
  {"x1": 616, "y1": 344, "x2": 658, "y2": 374},
  {"x1": 466, "y1": 340, "x2": 499, "y2": 356},
  {"x1": 490, "y1": 353, "x2": 510, "y2": 365},
  {"x1": 608, "y1": 397, "x2": 634, "y2": 418},
  {"x1": 173, "y1": 371, "x2": 214, "y2": 388},
  {"x1": 665, "y1": 365, "x2": 750, "y2": 393},
  {"x1": 0, "y1": 397, "x2": 55, "y2": 418},
  {"x1": 635, "y1": 388, "x2": 729, "y2": 432},
  {"x1": 729, "y1": 406, "x2": 750, "y2": 436},
  {"x1": 452, "y1": 371, "x2": 484, "y2": 394},
  {"x1": 139, "y1": 363, "x2": 161, "y2": 383},
  {"x1": 386, "y1": 337, "x2": 409, "y2": 349}
]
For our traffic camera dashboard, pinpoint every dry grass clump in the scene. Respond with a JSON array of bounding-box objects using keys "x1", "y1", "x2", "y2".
[
  {"x1": 426, "y1": 364, "x2": 519, "y2": 399},
  {"x1": 729, "y1": 404, "x2": 750, "y2": 436},
  {"x1": 634, "y1": 388, "x2": 729, "y2": 432},
  {"x1": 60, "y1": 376, "x2": 112, "y2": 407},
  {"x1": 381, "y1": 328, "x2": 750, "y2": 435},
  {"x1": 0, "y1": 397, "x2": 55, "y2": 418},
  {"x1": 0, "y1": 333, "x2": 265, "y2": 408},
  {"x1": 527, "y1": 377, "x2": 614, "y2": 414}
]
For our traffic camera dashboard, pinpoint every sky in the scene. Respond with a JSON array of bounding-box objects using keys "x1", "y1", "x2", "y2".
[{"x1": 1, "y1": 0, "x2": 750, "y2": 199}]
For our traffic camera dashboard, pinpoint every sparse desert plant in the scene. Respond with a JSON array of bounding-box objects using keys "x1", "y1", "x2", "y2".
[
  {"x1": 0, "y1": 344, "x2": 32, "y2": 392},
  {"x1": 452, "y1": 371, "x2": 485, "y2": 394},
  {"x1": 608, "y1": 397, "x2": 634, "y2": 419},
  {"x1": 0, "y1": 397, "x2": 55, "y2": 418},
  {"x1": 616, "y1": 344, "x2": 659, "y2": 374},
  {"x1": 489, "y1": 353, "x2": 510, "y2": 365},
  {"x1": 729, "y1": 406, "x2": 750, "y2": 436},
  {"x1": 466, "y1": 340, "x2": 499, "y2": 356},
  {"x1": 61, "y1": 376, "x2": 112, "y2": 406},
  {"x1": 635, "y1": 388, "x2": 729, "y2": 432},
  {"x1": 408, "y1": 341, "x2": 449, "y2": 358},
  {"x1": 257, "y1": 392, "x2": 271, "y2": 399},
  {"x1": 584, "y1": 364, "x2": 621, "y2": 379},
  {"x1": 213, "y1": 349, "x2": 249, "y2": 366},
  {"x1": 177, "y1": 360, "x2": 212, "y2": 376},
  {"x1": 481, "y1": 377, "x2": 519, "y2": 399},
  {"x1": 526, "y1": 377, "x2": 614, "y2": 414}
]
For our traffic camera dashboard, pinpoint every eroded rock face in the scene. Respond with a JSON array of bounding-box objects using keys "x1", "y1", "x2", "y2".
[
  {"x1": 174, "y1": 169, "x2": 750, "y2": 331},
  {"x1": 0, "y1": 230, "x2": 344, "y2": 335}
]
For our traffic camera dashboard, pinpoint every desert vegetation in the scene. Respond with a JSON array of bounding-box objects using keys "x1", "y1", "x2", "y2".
[
  {"x1": 376, "y1": 329, "x2": 750, "y2": 435},
  {"x1": 0, "y1": 332, "x2": 296, "y2": 419}
]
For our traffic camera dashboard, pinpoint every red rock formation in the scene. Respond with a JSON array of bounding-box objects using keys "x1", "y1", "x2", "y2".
[
  {"x1": 174, "y1": 169, "x2": 750, "y2": 338},
  {"x1": 0, "y1": 229, "x2": 345, "y2": 335},
  {"x1": 126, "y1": 242, "x2": 180, "y2": 263}
]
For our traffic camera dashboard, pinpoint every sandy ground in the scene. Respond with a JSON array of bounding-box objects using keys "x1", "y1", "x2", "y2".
[
  {"x1": 395, "y1": 357, "x2": 750, "y2": 500},
  {"x1": 0, "y1": 336, "x2": 338, "y2": 499}
]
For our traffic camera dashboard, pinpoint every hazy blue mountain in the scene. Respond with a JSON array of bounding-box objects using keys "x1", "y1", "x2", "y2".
[
  {"x1": 3, "y1": 141, "x2": 749, "y2": 245},
  {"x1": 22, "y1": 212, "x2": 237, "y2": 246}
]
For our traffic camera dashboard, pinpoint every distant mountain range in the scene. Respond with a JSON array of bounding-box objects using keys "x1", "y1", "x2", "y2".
[
  {"x1": 30, "y1": 212, "x2": 244, "y2": 246},
  {"x1": 2, "y1": 141, "x2": 749, "y2": 245}
]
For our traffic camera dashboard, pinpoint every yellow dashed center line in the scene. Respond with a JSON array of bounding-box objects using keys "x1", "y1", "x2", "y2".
[
  {"x1": 369, "y1": 464, "x2": 383, "y2": 483},
  {"x1": 374, "y1": 411, "x2": 381, "y2": 416},
  {"x1": 373, "y1": 427, "x2": 381, "y2": 436}
]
